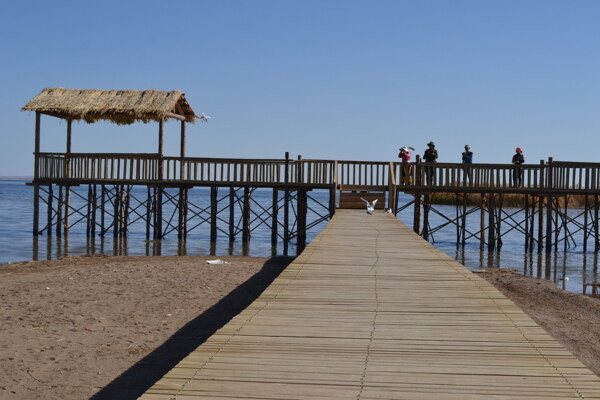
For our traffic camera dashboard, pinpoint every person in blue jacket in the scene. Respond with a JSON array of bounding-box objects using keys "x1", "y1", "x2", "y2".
[{"x1": 461, "y1": 145, "x2": 473, "y2": 185}]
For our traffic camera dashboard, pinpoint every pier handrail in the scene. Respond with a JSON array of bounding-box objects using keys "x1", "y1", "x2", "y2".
[{"x1": 34, "y1": 152, "x2": 600, "y2": 192}]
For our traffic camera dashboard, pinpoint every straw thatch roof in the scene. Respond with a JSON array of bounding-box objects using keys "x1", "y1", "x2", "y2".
[{"x1": 22, "y1": 88, "x2": 198, "y2": 124}]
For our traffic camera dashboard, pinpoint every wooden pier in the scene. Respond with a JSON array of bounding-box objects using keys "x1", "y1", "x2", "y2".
[
  {"x1": 140, "y1": 210, "x2": 600, "y2": 399},
  {"x1": 22, "y1": 88, "x2": 600, "y2": 253}
]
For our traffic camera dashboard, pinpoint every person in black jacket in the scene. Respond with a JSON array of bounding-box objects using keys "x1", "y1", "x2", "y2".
[
  {"x1": 512, "y1": 147, "x2": 525, "y2": 187},
  {"x1": 423, "y1": 141, "x2": 438, "y2": 185}
]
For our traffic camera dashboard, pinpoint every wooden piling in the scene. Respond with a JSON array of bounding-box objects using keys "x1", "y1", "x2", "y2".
[
  {"x1": 210, "y1": 186, "x2": 218, "y2": 242},
  {"x1": 47, "y1": 185, "x2": 53, "y2": 236},
  {"x1": 538, "y1": 195, "x2": 544, "y2": 253},
  {"x1": 422, "y1": 194, "x2": 430, "y2": 240},
  {"x1": 479, "y1": 194, "x2": 485, "y2": 250},
  {"x1": 229, "y1": 187, "x2": 235, "y2": 241},
  {"x1": 488, "y1": 193, "x2": 496, "y2": 251},
  {"x1": 113, "y1": 185, "x2": 120, "y2": 238},
  {"x1": 146, "y1": 187, "x2": 152, "y2": 240},
  {"x1": 297, "y1": 189, "x2": 307, "y2": 254},
  {"x1": 56, "y1": 186, "x2": 63, "y2": 237},
  {"x1": 242, "y1": 187, "x2": 251, "y2": 242},
  {"x1": 546, "y1": 195, "x2": 553, "y2": 253},
  {"x1": 284, "y1": 152, "x2": 290, "y2": 247},
  {"x1": 271, "y1": 189, "x2": 279, "y2": 246}
]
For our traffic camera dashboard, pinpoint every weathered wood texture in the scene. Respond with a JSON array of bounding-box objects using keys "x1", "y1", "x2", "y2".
[
  {"x1": 35, "y1": 153, "x2": 600, "y2": 194},
  {"x1": 140, "y1": 210, "x2": 600, "y2": 399}
]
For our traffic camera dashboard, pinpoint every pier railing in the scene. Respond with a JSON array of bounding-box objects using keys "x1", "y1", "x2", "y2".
[{"x1": 35, "y1": 153, "x2": 600, "y2": 192}]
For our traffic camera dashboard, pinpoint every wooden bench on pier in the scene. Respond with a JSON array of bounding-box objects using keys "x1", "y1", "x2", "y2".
[{"x1": 338, "y1": 185, "x2": 386, "y2": 209}]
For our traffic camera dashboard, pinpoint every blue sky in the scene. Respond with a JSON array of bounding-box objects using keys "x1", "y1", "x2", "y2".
[{"x1": 1, "y1": 0, "x2": 599, "y2": 176}]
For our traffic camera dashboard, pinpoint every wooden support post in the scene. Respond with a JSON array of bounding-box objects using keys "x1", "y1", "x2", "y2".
[
  {"x1": 329, "y1": 186, "x2": 336, "y2": 217},
  {"x1": 497, "y1": 194, "x2": 504, "y2": 250},
  {"x1": 91, "y1": 185, "x2": 97, "y2": 237},
  {"x1": 594, "y1": 194, "x2": 600, "y2": 253},
  {"x1": 413, "y1": 192, "x2": 421, "y2": 234},
  {"x1": 180, "y1": 120, "x2": 186, "y2": 180},
  {"x1": 87, "y1": 185, "x2": 93, "y2": 237},
  {"x1": 455, "y1": 194, "x2": 460, "y2": 247},
  {"x1": 113, "y1": 185, "x2": 120, "y2": 238},
  {"x1": 545, "y1": 157, "x2": 554, "y2": 253},
  {"x1": 155, "y1": 187, "x2": 163, "y2": 239},
  {"x1": 33, "y1": 112, "x2": 41, "y2": 235},
  {"x1": 480, "y1": 194, "x2": 485, "y2": 250},
  {"x1": 413, "y1": 156, "x2": 422, "y2": 234},
  {"x1": 546, "y1": 194, "x2": 553, "y2": 253},
  {"x1": 584, "y1": 195, "x2": 589, "y2": 252},
  {"x1": 100, "y1": 186, "x2": 106, "y2": 236},
  {"x1": 461, "y1": 193, "x2": 467, "y2": 248},
  {"x1": 56, "y1": 186, "x2": 63, "y2": 237},
  {"x1": 488, "y1": 193, "x2": 495, "y2": 251},
  {"x1": 242, "y1": 187, "x2": 251, "y2": 242},
  {"x1": 524, "y1": 194, "x2": 530, "y2": 251},
  {"x1": 538, "y1": 195, "x2": 544, "y2": 253},
  {"x1": 229, "y1": 187, "x2": 235, "y2": 241},
  {"x1": 563, "y1": 195, "x2": 568, "y2": 253},
  {"x1": 47, "y1": 185, "x2": 53, "y2": 236},
  {"x1": 146, "y1": 187, "x2": 152, "y2": 240},
  {"x1": 34, "y1": 112, "x2": 41, "y2": 180},
  {"x1": 122, "y1": 185, "x2": 130, "y2": 236},
  {"x1": 297, "y1": 189, "x2": 307, "y2": 254},
  {"x1": 64, "y1": 186, "x2": 70, "y2": 236},
  {"x1": 158, "y1": 120, "x2": 164, "y2": 181},
  {"x1": 210, "y1": 186, "x2": 218, "y2": 242},
  {"x1": 330, "y1": 161, "x2": 338, "y2": 217},
  {"x1": 284, "y1": 152, "x2": 290, "y2": 248},
  {"x1": 178, "y1": 188, "x2": 187, "y2": 240},
  {"x1": 422, "y1": 194, "x2": 430, "y2": 240},
  {"x1": 271, "y1": 189, "x2": 279, "y2": 246},
  {"x1": 33, "y1": 185, "x2": 40, "y2": 235}
]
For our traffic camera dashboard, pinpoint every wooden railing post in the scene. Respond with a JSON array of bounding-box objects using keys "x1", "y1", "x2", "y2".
[
  {"x1": 330, "y1": 161, "x2": 338, "y2": 216},
  {"x1": 388, "y1": 162, "x2": 396, "y2": 213}
]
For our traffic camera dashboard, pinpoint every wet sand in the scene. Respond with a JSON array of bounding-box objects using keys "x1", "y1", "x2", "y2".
[{"x1": 2, "y1": 256, "x2": 600, "y2": 400}]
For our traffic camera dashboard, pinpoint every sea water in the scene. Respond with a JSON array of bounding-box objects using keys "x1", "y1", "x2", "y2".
[{"x1": 0, "y1": 180, "x2": 598, "y2": 295}]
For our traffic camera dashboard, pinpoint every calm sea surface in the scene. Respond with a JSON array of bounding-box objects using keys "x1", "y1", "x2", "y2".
[{"x1": 1, "y1": 180, "x2": 598, "y2": 295}]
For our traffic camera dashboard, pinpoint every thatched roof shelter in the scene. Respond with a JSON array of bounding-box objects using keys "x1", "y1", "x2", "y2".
[{"x1": 22, "y1": 87, "x2": 198, "y2": 124}]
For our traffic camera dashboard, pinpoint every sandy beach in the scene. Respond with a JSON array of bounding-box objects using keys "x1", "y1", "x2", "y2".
[{"x1": 2, "y1": 256, "x2": 600, "y2": 400}]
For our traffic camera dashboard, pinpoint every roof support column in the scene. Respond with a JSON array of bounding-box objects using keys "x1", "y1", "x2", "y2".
[
  {"x1": 33, "y1": 111, "x2": 41, "y2": 235},
  {"x1": 34, "y1": 111, "x2": 41, "y2": 180},
  {"x1": 180, "y1": 120, "x2": 186, "y2": 181},
  {"x1": 66, "y1": 119, "x2": 72, "y2": 179},
  {"x1": 158, "y1": 120, "x2": 164, "y2": 181}
]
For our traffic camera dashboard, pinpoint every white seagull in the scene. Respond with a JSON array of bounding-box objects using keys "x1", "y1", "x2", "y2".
[
  {"x1": 199, "y1": 113, "x2": 211, "y2": 122},
  {"x1": 360, "y1": 198, "x2": 377, "y2": 215},
  {"x1": 384, "y1": 208, "x2": 393, "y2": 214}
]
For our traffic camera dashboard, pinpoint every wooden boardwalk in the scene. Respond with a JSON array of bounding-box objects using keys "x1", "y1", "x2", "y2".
[{"x1": 140, "y1": 210, "x2": 600, "y2": 399}]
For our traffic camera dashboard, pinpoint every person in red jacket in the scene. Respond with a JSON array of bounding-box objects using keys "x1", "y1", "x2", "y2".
[{"x1": 398, "y1": 147, "x2": 414, "y2": 184}]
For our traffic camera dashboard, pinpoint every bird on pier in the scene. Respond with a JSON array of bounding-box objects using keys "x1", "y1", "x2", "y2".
[
  {"x1": 360, "y1": 198, "x2": 377, "y2": 215},
  {"x1": 384, "y1": 208, "x2": 393, "y2": 214}
]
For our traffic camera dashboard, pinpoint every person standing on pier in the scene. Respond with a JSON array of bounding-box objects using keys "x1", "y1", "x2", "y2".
[
  {"x1": 423, "y1": 141, "x2": 438, "y2": 185},
  {"x1": 512, "y1": 147, "x2": 525, "y2": 187},
  {"x1": 398, "y1": 146, "x2": 414, "y2": 185},
  {"x1": 461, "y1": 145, "x2": 473, "y2": 185}
]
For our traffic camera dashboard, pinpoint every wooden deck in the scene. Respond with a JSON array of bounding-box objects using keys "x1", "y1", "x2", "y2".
[{"x1": 139, "y1": 210, "x2": 600, "y2": 399}]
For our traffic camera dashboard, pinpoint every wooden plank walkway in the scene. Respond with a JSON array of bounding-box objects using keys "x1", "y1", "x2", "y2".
[{"x1": 140, "y1": 210, "x2": 600, "y2": 399}]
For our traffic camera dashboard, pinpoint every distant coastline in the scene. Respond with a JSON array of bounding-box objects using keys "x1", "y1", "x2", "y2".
[{"x1": 0, "y1": 177, "x2": 32, "y2": 181}]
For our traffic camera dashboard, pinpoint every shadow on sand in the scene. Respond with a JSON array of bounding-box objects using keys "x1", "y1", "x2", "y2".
[{"x1": 89, "y1": 256, "x2": 294, "y2": 400}]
